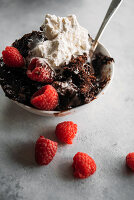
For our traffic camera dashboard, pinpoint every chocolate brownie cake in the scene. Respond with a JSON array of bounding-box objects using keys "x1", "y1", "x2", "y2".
[{"x1": 0, "y1": 14, "x2": 113, "y2": 111}]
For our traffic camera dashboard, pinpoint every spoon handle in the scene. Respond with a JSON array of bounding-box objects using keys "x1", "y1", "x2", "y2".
[{"x1": 92, "y1": 0, "x2": 123, "y2": 53}]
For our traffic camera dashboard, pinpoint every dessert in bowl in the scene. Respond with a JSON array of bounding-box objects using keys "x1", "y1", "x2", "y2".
[{"x1": 0, "y1": 14, "x2": 114, "y2": 117}]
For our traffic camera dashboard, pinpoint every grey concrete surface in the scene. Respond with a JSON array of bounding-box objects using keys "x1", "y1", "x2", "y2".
[{"x1": 0, "y1": 0, "x2": 134, "y2": 199}]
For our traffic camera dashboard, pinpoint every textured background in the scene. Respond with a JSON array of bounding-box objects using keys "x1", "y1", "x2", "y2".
[{"x1": 0, "y1": 0, "x2": 134, "y2": 199}]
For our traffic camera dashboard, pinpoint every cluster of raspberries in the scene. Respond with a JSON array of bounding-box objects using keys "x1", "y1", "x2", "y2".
[
  {"x1": 35, "y1": 121, "x2": 96, "y2": 179},
  {"x1": 35, "y1": 120, "x2": 134, "y2": 179},
  {"x1": 35, "y1": 120, "x2": 134, "y2": 178},
  {"x1": 2, "y1": 46, "x2": 58, "y2": 110}
]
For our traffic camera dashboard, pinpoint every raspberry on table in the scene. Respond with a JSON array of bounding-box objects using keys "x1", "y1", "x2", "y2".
[
  {"x1": 2, "y1": 46, "x2": 25, "y2": 68},
  {"x1": 27, "y1": 58, "x2": 55, "y2": 83},
  {"x1": 35, "y1": 136, "x2": 58, "y2": 165},
  {"x1": 55, "y1": 121, "x2": 77, "y2": 144},
  {"x1": 126, "y1": 152, "x2": 134, "y2": 171},
  {"x1": 72, "y1": 152, "x2": 96, "y2": 179},
  {"x1": 31, "y1": 85, "x2": 58, "y2": 110}
]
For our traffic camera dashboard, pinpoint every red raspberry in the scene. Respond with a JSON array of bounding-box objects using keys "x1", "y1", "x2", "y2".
[
  {"x1": 27, "y1": 58, "x2": 54, "y2": 83},
  {"x1": 72, "y1": 152, "x2": 96, "y2": 179},
  {"x1": 126, "y1": 152, "x2": 134, "y2": 171},
  {"x1": 55, "y1": 121, "x2": 77, "y2": 144},
  {"x1": 2, "y1": 46, "x2": 25, "y2": 67},
  {"x1": 31, "y1": 85, "x2": 58, "y2": 110},
  {"x1": 35, "y1": 136, "x2": 58, "y2": 165}
]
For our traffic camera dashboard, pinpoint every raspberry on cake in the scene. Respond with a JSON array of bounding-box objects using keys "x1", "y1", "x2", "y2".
[
  {"x1": 31, "y1": 85, "x2": 58, "y2": 110},
  {"x1": 27, "y1": 57, "x2": 55, "y2": 83},
  {"x1": 2, "y1": 46, "x2": 25, "y2": 68},
  {"x1": 35, "y1": 136, "x2": 58, "y2": 165},
  {"x1": 72, "y1": 152, "x2": 96, "y2": 179},
  {"x1": 55, "y1": 121, "x2": 77, "y2": 144}
]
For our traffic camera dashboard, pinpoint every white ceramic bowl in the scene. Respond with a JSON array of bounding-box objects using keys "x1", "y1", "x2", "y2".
[{"x1": 13, "y1": 43, "x2": 114, "y2": 117}]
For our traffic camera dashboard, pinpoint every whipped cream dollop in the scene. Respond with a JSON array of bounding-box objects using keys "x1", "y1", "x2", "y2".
[{"x1": 29, "y1": 14, "x2": 91, "y2": 69}]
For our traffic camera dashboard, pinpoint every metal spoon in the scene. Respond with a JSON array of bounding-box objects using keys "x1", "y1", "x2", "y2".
[{"x1": 90, "y1": 0, "x2": 123, "y2": 58}]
